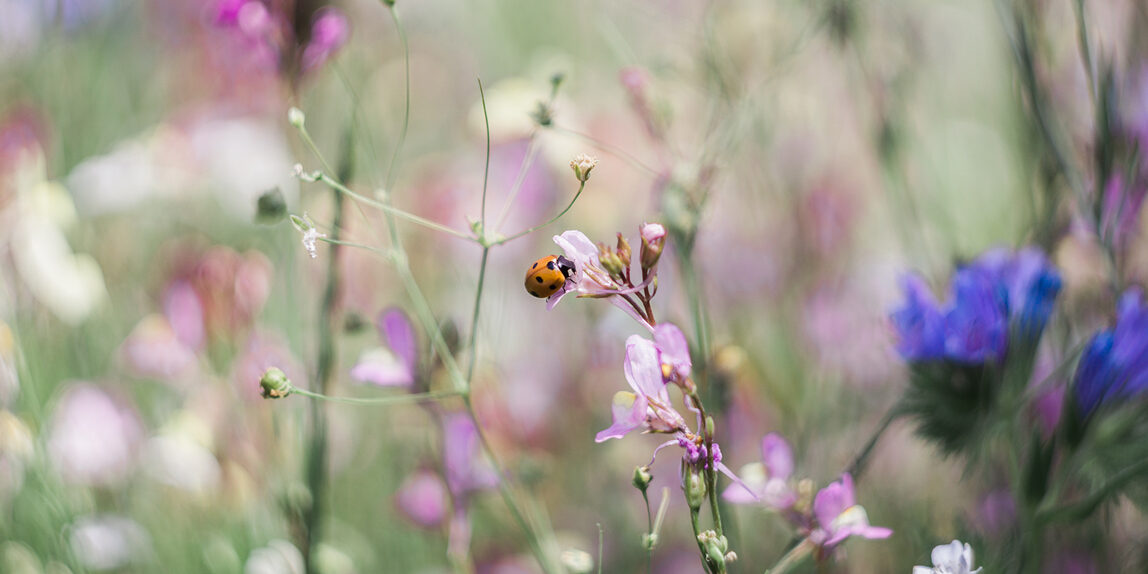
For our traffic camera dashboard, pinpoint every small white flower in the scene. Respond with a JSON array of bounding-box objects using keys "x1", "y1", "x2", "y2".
[
  {"x1": 569, "y1": 153, "x2": 598, "y2": 183},
  {"x1": 302, "y1": 227, "x2": 326, "y2": 259},
  {"x1": 913, "y1": 540, "x2": 981, "y2": 574}
]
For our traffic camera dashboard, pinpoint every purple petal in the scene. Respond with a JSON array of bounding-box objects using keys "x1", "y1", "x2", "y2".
[
  {"x1": 163, "y1": 281, "x2": 206, "y2": 351},
  {"x1": 760, "y1": 433, "x2": 794, "y2": 481},
  {"x1": 653, "y1": 323, "x2": 692, "y2": 377},
  {"x1": 378, "y1": 307, "x2": 418, "y2": 374},
  {"x1": 595, "y1": 392, "x2": 647, "y2": 442},
  {"x1": 624, "y1": 336, "x2": 667, "y2": 400},
  {"x1": 394, "y1": 470, "x2": 448, "y2": 528},
  {"x1": 300, "y1": 8, "x2": 349, "y2": 73},
  {"x1": 443, "y1": 414, "x2": 497, "y2": 495},
  {"x1": 554, "y1": 230, "x2": 601, "y2": 271},
  {"x1": 814, "y1": 473, "x2": 855, "y2": 530}
]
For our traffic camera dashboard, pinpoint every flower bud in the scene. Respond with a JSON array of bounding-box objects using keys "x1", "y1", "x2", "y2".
[
  {"x1": 256, "y1": 188, "x2": 287, "y2": 224},
  {"x1": 287, "y1": 107, "x2": 306, "y2": 129},
  {"x1": 599, "y1": 247, "x2": 625, "y2": 277},
  {"x1": 682, "y1": 462, "x2": 707, "y2": 510},
  {"x1": 632, "y1": 465, "x2": 653, "y2": 492},
  {"x1": 640, "y1": 222, "x2": 666, "y2": 269},
  {"x1": 569, "y1": 154, "x2": 598, "y2": 183},
  {"x1": 616, "y1": 233, "x2": 632, "y2": 267},
  {"x1": 642, "y1": 533, "x2": 659, "y2": 550},
  {"x1": 259, "y1": 367, "x2": 292, "y2": 399}
]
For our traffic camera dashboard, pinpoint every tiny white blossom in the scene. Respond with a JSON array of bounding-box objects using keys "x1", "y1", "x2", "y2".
[
  {"x1": 912, "y1": 540, "x2": 981, "y2": 574},
  {"x1": 569, "y1": 154, "x2": 598, "y2": 183},
  {"x1": 302, "y1": 227, "x2": 326, "y2": 259}
]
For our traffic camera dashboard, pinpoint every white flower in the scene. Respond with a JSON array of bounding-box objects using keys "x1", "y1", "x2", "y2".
[
  {"x1": 913, "y1": 540, "x2": 981, "y2": 574},
  {"x1": 302, "y1": 227, "x2": 325, "y2": 259},
  {"x1": 569, "y1": 153, "x2": 598, "y2": 182}
]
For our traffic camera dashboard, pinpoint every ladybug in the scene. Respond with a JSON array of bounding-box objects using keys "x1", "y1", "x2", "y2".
[{"x1": 525, "y1": 255, "x2": 576, "y2": 298}]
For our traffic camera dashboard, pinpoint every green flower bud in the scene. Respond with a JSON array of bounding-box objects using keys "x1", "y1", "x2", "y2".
[
  {"x1": 287, "y1": 107, "x2": 306, "y2": 129},
  {"x1": 259, "y1": 367, "x2": 293, "y2": 399},
  {"x1": 599, "y1": 248, "x2": 625, "y2": 277},
  {"x1": 682, "y1": 463, "x2": 707, "y2": 510},
  {"x1": 256, "y1": 188, "x2": 288, "y2": 224},
  {"x1": 632, "y1": 465, "x2": 653, "y2": 492},
  {"x1": 616, "y1": 233, "x2": 632, "y2": 267},
  {"x1": 642, "y1": 533, "x2": 659, "y2": 551}
]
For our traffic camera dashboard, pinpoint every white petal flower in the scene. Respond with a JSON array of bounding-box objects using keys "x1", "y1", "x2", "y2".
[{"x1": 914, "y1": 540, "x2": 981, "y2": 574}]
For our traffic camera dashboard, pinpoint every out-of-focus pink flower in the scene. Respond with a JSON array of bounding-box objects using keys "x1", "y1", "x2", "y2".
[
  {"x1": 640, "y1": 222, "x2": 666, "y2": 245},
  {"x1": 48, "y1": 384, "x2": 143, "y2": 486},
  {"x1": 595, "y1": 335, "x2": 687, "y2": 442},
  {"x1": 394, "y1": 470, "x2": 448, "y2": 528},
  {"x1": 550, "y1": 230, "x2": 655, "y2": 329},
  {"x1": 722, "y1": 433, "x2": 798, "y2": 510},
  {"x1": 808, "y1": 473, "x2": 891, "y2": 557},
  {"x1": 351, "y1": 308, "x2": 417, "y2": 387},
  {"x1": 975, "y1": 489, "x2": 1016, "y2": 535},
  {"x1": 300, "y1": 8, "x2": 348, "y2": 73},
  {"x1": 443, "y1": 414, "x2": 498, "y2": 497},
  {"x1": 120, "y1": 315, "x2": 199, "y2": 382}
]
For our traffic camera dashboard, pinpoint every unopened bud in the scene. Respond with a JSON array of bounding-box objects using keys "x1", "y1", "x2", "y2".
[
  {"x1": 632, "y1": 466, "x2": 653, "y2": 491},
  {"x1": 569, "y1": 154, "x2": 598, "y2": 183},
  {"x1": 642, "y1": 533, "x2": 659, "y2": 550},
  {"x1": 640, "y1": 222, "x2": 666, "y2": 269},
  {"x1": 287, "y1": 107, "x2": 306, "y2": 129},
  {"x1": 260, "y1": 367, "x2": 293, "y2": 399},
  {"x1": 256, "y1": 188, "x2": 288, "y2": 224},
  {"x1": 724, "y1": 551, "x2": 738, "y2": 563},
  {"x1": 616, "y1": 233, "x2": 632, "y2": 267},
  {"x1": 682, "y1": 463, "x2": 707, "y2": 510},
  {"x1": 599, "y1": 248, "x2": 625, "y2": 277}
]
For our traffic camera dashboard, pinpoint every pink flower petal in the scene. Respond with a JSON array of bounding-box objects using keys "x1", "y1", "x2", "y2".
[
  {"x1": 624, "y1": 336, "x2": 666, "y2": 400},
  {"x1": 595, "y1": 392, "x2": 647, "y2": 442},
  {"x1": 377, "y1": 307, "x2": 417, "y2": 374},
  {"x1": 761, "y1": 433, "x2": 794, "y2": 481},
  {"x1": 653, "y1": 323, "x2": 692, "y2": 377}
]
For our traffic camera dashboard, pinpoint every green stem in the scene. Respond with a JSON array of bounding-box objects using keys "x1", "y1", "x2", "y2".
[
  {"x1": 1036, "y1": 457, "x2": 1148, "y2": 524},
  {"x1": 491, "y1": 181, "x2": 587, "y2": 246},
  {"x1": 493, "y1": 134, "x2": 541, "y2": 232},
  {"x1": 843, "y1": 404, "x2": 902, "y2": 481},
  {"x1": 764, "y1": 539, "x2": 814, "y2": 574},
  {"x1": 551, "y1": 125, "x2": 661, "y2": 176},
  {"x1": 689, "y1": 507, "x2": 715, "y2": 574},
  {"x1": 641, "y1": 489, "x2": 654, "y2": 574},
  {"x1": 478, "y1": 78, "x2": 491, "y2": 230},
  {"x1": 315, "y1": 173, "x2": 474, "y2": 241},
  {"x1": 384, "y1": 3, "x2": 410, "y2": 193},
  {"x1": 463, "y1": 396, "x2": 558, "y2": 573},
  {"x1": 289, "y1": 387, "x2": 464, "y2": 406},
  {"x1": 466, "y1": 247, "x2": 490, "y2": 383}
]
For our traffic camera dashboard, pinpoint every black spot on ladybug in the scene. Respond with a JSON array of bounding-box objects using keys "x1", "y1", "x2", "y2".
[
  {"x1": 532, "y1": 262, "x2": 537, "y2": 269},
  {"x1": 547, "y1": 260, "x2": 555, "y2": 270},
  {"x1": 549, "y1": 283, "x2": 558, "y2": 291},
  {"x1": 536, "y1": 276, "x2": 544, "y2": 283}
]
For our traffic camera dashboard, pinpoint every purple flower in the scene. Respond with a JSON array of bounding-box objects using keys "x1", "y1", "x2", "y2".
[
  {"x1": 891, "y1": 274, "x2": 945, "y2": 361},
  {"x1": 549, "y1": 230, "x2": 656, "y2": 330},
  {"x1": 443, "y1": 414, "x2": 498, "y2": 497},
  {"x1": 595, "y1": 335, "x2": 687, "y2": 442},
  {"x1": 943, "y1": 267, "x2": 1007, "y2": 363},
  {"x1": 807, "y1": 473, "x2": 892, "y2": 556},
  {"x1": 1073, "y1": 288, "x2": 1148, "y2": 417},
  {"x1": 350, "y1": 308, "x2": 417, "y2": 387},
  {"x1": 300, "y1": 8, "x2": 349, "y2": 73},
  {"x1": 721, "y1": 433, "x2": 798, "y2": 510},
  {"x1": 653, "y1": 323, "x2": 692, "y2": 380},
  {"x1": 394, "y1": 470, "x2": 448, "y2": 529}
]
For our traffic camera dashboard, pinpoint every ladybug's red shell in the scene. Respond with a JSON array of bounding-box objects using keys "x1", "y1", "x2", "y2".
[{"x1": 525, "y1": 255, "x2": 574, "y2": 298}]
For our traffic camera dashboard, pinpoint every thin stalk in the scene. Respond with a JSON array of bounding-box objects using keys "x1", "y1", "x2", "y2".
[
  {"x1": 493, "y1": 134, "x2": 541, "y2": 232},
  {"x1": 315, "y1": 173, "x2": 474, "y2": 241},
  {"x1": 289, "y1": 387, "x2": 464, "y2": 406},
  {"x1": 491, "y1": 181, "x2": 587, "y2": 246},
  {"x1": 689, "y1": 507, "x2": 715, "y2": 574},
  {"x1": 764, "y1": 539, "x2": 814, "y2": 574},
  {"x1": 478, "y1": 78, "x2": 491, "y2": 230},
  {"x1": 551, "y1": 125, "x2": 662, "y2": 176},
  {"x1": 1073, "y1": 0, "x2": 1097, "y2": 103},
  {"x1": 466, "y1": 247, "x2": 490, "y2": 383},
  {"x1": 384, "y1": 3, "x2": 410, "y2": 193},
  {"x1": 1036, "y1": 456, "x2": 1148, "y2": 524},
  {"x1": 843, "y1": 404, "x2": 902, "y2": 482},
  {"x1": 463, "y1": 396, "x2": 558, "y2": 573},
  {"x1": 641, "y1": 489, "x2": 654, "y2": 574},
  {"x1": 316, "y1": 237, "x2": 391, "y2": 258}
]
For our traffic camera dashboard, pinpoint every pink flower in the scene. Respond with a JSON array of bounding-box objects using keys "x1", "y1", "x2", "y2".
[
  {"x1": 595, "y1": 335, "x2": 687, "y2": 442},
  {"x1": 48, "y1": 384, "x2": 143, "y2": 487},
  {"x1": 808, "y1": 473, "x2": 891, "y2": 556},
  {"x1": 653, "y1": 323, "x2": 691, "y2": 380},
  {"x1": 722, "y1": 433, "x2": 797, "y2": 510},
  {"x1": 443, "y1": 414, "x2": 498, "y2": 496},
  {"x1": 549, "y1": 230, "x2": 655, "y2": 329},
  {"x1": 394, "y1": 470, "x2": 448, "y2": 529},
  {"x1": 350, "y1": 308, "x2": 417, "y2": 387},
  {"x1": 300, "y1": 8, "x2": 349, "y2": 73}
]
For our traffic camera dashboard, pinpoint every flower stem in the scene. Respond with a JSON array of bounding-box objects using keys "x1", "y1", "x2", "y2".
[
  {"x1": 764, "y1": 538, "x2": 814, "y2": 574},
  {"x1": 289, "y1": 387, "x2": 464, "y2": 406},
  {"x1": 491, "y1": 181, "x2": 587, "y2": 246},
  {"x1": 843, "y1": 403, "x2": 902, "y2": 482}
]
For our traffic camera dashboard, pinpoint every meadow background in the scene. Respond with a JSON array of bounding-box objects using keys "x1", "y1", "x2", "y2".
[{"x1": 1, "y1": 0, "x2": 1147, "y2": 572}]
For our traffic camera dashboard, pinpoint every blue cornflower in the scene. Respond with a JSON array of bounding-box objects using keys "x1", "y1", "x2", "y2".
[
  {"x1": 1073, "y1": 289, "x2": 1148, "y2": 417},
  {"x1": 891, "y1": 247, "x2": 1062, "y2": 364},
  {"x1": 891, "y1": 274, "x2": 945, "y2": 361}
]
